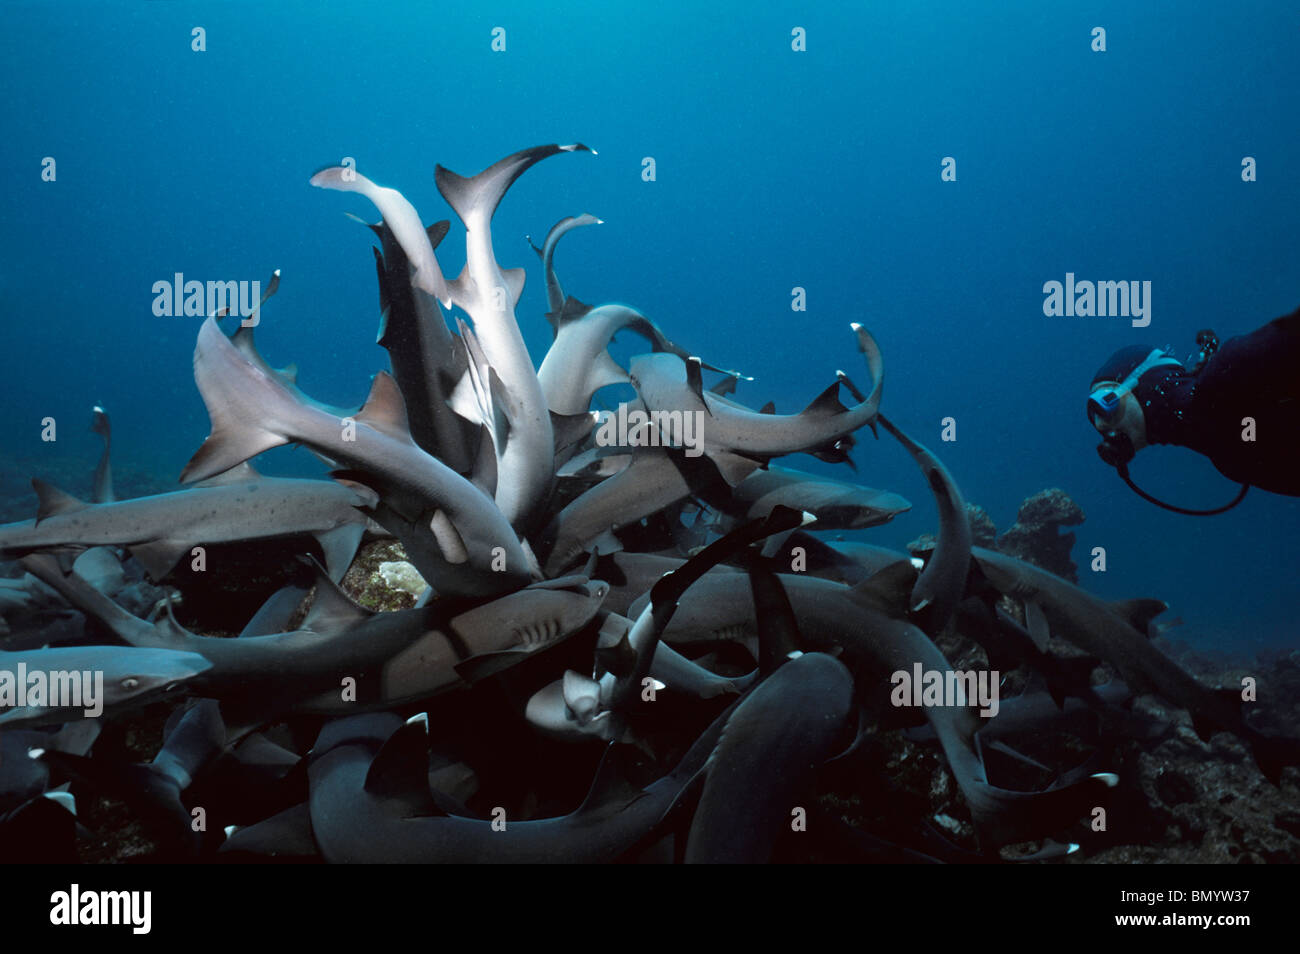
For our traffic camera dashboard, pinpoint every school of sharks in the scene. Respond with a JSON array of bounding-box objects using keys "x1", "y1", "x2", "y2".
[{"x1": 1, "y1": 142, "x2": 1297, "y2": 864}]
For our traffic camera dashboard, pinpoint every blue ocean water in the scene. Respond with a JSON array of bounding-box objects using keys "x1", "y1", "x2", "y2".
[{"x1": 1, "y1": 0, "x2": 1297, "y2": 654}]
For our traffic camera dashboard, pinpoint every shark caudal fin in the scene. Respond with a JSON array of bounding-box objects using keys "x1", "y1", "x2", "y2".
[
  {"x1": 435, "y1": 144, "x2": 593, "y2": 238},
  {"x1": 182, "y1": 318, "x2": 292, "y2": 484}
]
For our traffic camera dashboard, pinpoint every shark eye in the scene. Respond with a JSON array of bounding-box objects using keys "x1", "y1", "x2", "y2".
[{"x1": 121, "y1": 677, "x2": 140, "y2": 690}]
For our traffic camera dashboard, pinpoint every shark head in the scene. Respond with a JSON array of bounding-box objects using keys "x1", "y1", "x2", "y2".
[
  {"x1": 448, "y1": 576, "x2": 609, "y2": 653},
  {"x1": 0, "y1": 647, "x2": 212, "y2": 728}
]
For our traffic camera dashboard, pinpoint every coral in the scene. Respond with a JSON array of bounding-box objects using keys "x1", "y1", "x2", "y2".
[
  {"x1": 342, "y1": 540, "x2": 418, "y2": 611},
  {"x1": 995, "y1": 487, "x2": 1085, "y2": 581}
]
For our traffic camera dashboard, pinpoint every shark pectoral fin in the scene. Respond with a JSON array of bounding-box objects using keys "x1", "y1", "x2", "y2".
[
  {"x1": 31, "y1": 479, "x2": 90, "y2": 524},
  {"x1": 525, "y1": 679, "x2": 573, "y2": 733},
  {"x1": 363, "y1": 721, "x2": 439, "y2": 815},
  {"x1": 239, "y1": 583, "x2": 311, "y2": 637},
  {"x1": 485, "y1": 367, "x2": 514, "y2": 448},
  {"x1": 49, "y1": 718, "x2": 102, "y2": 757},
  {"x1": 219, "y1": 802, "x2": 317, "y2": 858},
  {"x1": 1023, "y1": 600, "x2": 1051, "y2": 651},
  {"x1": 299, "y1": 555, "x2": 373, "y2": 634},
  {"x1": 453, "y1": 650, "x2": 530, "y2": 684},
  {"x1": 314, "y1": 523, "x2": 365, "y2": 582},
  {"x1": 1110, "y1": 598, "x2": 1169, "y2": 637},
  {"x1": 591, "y1": 528, "x2": 624, "y2": 557},
  {"x1": 708, "y1": 451, "x2": 762, "y2": 487},
  {"x1": 851, "y1": 560, "x2": 919, "y2": 616},
  {"x1": 127, "y1": 540, "x2": 190, "y2": 582},
  {"x1": 448, "y1": 368, "x2": 486, "y2": 426},
  {"x1": 550, "y1": 410, "x2": 595, "y2": 459},
  {"x1": 562, "y1": 670, "x2": 602, "y2": 722},
  {"x1": 429, "y1": 510, "x2": 470, "y2": 565},
  {"x1": 575, "y1": 743, "x2": 648, "y2": 816},
  {"x1": 470, "y1": 424, "x2": 499, "y2": 498}
]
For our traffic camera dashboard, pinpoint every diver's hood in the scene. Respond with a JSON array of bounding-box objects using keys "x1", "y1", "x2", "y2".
[{"x1": 1091, "y1": 345, "x2": 1158, "y2": 388}]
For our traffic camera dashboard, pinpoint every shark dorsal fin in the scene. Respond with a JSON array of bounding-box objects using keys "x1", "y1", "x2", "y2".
[
  {"x1": 356, "y1": 372, "x2": 412, "y2": 442},
  {"x1": 363, "y1": 720, "x2": 438, "y2": 814},
  {"x1": 759, "y1": 401, "x2": 776, "y2": 415},
  {"x1": 685, "y1": 357, "x2": 712, "y2": 414},
  {"x1": 802, "y1": 381, "x2": 849, "y2": 418},
  {"x1": 301, "y1": 557, "x2": 373, "y2": 634},
  {"x1": 32, "y1": 479, "x2": 89, "y2": 523},
  {"x1": 1111, "y1": 598, "x2": 1168, "y2": 636},
  {"x1": 852, "y1": 560, "x2": 919, "y2": 614},
  {"x1": 547, "y1": 295, "x2": 593, "y2": 333},
  {"x1": 193, "y1": 461, "x2": 261, "y2": 487}
]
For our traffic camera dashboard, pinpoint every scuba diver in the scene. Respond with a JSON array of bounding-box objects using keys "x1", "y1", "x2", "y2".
[{"x1": 1087, "y1": 305, "x2": 1300, "y2": 514}]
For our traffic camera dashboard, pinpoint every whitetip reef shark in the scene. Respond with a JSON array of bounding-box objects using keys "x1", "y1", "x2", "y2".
[
  {"x1": 0, "y1": 462, "x2": 371, "y2": 583},
  {"x1": 627, "y1": 322, "x2": 883, "y2": 484}
]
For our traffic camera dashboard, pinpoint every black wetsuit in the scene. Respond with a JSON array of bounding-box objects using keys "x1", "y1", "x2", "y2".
[{"x1": 1136, "y1": 306, "x2": 1300, "y2": 496}]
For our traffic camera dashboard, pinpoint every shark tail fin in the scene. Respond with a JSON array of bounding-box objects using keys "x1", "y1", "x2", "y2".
[{"x1": 435, "y1": 144, "x2": 593, "y2": 233}]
